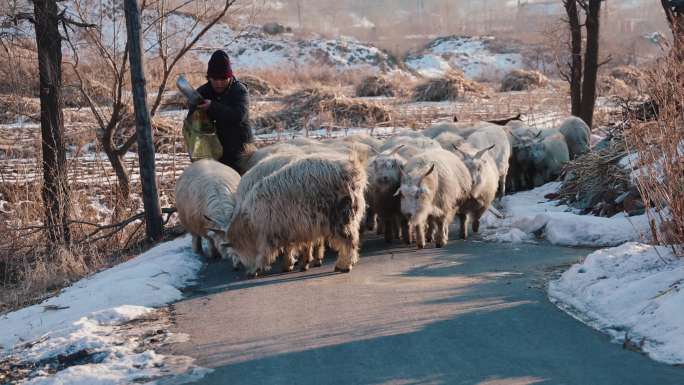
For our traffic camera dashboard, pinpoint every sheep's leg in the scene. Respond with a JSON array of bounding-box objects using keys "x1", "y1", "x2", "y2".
[
  {"x1": 207, "y1": 237, "x2": 221, "y2": 259},
  {"x1": 281, "y1": 247, "x2": 296, "y2": 273},
  {"x1": 435, "y1": 217, "x2": 449, "y2": 248},
  {"x1": 192, "y1": 235, "x2": 203, "y2": 256},
  {"x1": 401, "y1": 218, "x2": 412, "y2": 244},
  {"x1": 459, "y1": 213, "x2": 469, "y2": 239},
  {"x1": 472, "y1": 207, "x2": 487, "y2": 233},
  {"x1": 415, "y1": 223, "x2": 426, "y2": 249},
  {"x1": 300, "y1": 242, "x2": 313, "y2": 272},
  {"x1": 498, "y1": 175, "x2": 506, "y2": 198},
  {"x1": 313, "y1": 238, "x2": 325, "y2": 267},
  {"x1": 426, "y1": 218, "x2": 437, "y2": 243},
  {"x1": 332, "y1": 239, "x2": 356, "y2": 273},
  {"x1": 383, "y1": 217, "x2": 394, "y2": 243},
  {"x1": 365, "y1": 211, "x2": 376, "y2": 232},
  {"x1": 376, "y1": 218, "x2": 385, "y2": 235}
]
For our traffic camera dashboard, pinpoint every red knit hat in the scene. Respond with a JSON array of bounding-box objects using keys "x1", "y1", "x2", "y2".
[{"x1": 207, "y1": 50, "x2": 233, "y2": 79}]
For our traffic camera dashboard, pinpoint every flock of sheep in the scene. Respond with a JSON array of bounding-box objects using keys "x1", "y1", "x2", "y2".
[{"x1": 175, "y1": 116, "x2": 591, "y2": 278}]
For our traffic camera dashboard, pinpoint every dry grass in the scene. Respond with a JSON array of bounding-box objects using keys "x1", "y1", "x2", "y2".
[
  {"x1": 355, "y1": 75, "x2": 398, "y2": 97},
  {"x1": 500, "y1": 69, "x2": 549, "y2": 92},
  {"x1": 240, "y1": 74, "x2": 281, "y2": 97},
  {"x1": 623, "y1": 56, "x2": 684, "y2": 255},
  {"x1": 411, "y1": 70, "x2": 488, "y2": 102},
  {"x1": 253, "y1": 86, "x2": 392, "y2": 134}
]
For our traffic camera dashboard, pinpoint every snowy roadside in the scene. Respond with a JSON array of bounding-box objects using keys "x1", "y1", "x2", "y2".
[
  {"x1": 486, "y1": 183, "x2": 683, "y2": 365},
  {"x1": 548, "y1": 243, "x2": 684, "y2": 365},
  {"x1": 0, "y1": 235, "x2": 209, "y2": 384},
  {"x1": 480, "y1": 182, "x2": 651, "y2": 247}
]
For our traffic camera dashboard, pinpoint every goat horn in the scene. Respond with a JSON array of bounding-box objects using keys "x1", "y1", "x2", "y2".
[
  {"x1": 418, "y1": 163, "x2": 436, "y2": 185},
  {"x1": 474, "y1": 144, "x2": 495, "y2": 159}
]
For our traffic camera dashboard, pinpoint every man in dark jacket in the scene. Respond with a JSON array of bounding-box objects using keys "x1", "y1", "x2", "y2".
[{"x1": 188, "y1": 50, "x2": 253, "y2": 171}]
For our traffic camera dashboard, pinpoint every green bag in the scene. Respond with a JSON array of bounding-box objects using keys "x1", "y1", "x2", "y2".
[{"x1": 182, "y1": 109, "x2": 223, "y2": 161}]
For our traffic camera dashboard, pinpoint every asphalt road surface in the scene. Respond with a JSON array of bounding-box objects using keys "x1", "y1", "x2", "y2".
[{"x1": 166, "y1": 236, "x2": 684, "y2": 385}]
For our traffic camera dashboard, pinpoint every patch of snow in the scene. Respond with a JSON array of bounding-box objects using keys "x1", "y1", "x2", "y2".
[
  {"x1": 549, "y1": 242, "x2": 684, "y2": 364},
  {"x1": 481, "y1": 182, "x2": 652, "y2": 247},
  {"x1": 0, "y1": 235, "x2": 208, "y2": 383},
  {"x1": 406, "y1": 36, "x2": 524, "y2": 80}
]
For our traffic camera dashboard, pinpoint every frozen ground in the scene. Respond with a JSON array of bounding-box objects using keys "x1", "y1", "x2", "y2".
[
  {"x1": 0, "y1": 235, "x2": 208, "y2": 384},
  {"x1": 549, "y1": 242, "x2": 684, "y2": 365},
  {"x1": 480, "y1": 182, "x2": 652, "y2": 247}
]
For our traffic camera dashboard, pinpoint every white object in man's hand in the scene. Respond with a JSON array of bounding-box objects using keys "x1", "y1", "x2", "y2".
[{"x1": 197, "y1": 99, "x2": 212, "y2": 110}]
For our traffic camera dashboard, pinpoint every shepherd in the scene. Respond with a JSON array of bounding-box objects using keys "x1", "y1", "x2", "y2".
[{"x1": 186, "y1": 50, "x2": 253, "y2": 172}]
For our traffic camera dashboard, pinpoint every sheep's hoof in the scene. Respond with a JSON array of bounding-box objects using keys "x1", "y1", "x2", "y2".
[
  {"x1": 334, "y1": 265, "x2": 352, "y2": 273},
  {"x1": 246, "y1": 271, "x2": 259, "y2": 279},
  {"x1": 417, "y1": 243, "x2": 425, "y2": 249},
  {"x1": 282, "y1": 265, "x2": 294, "y2": 273},
  {"x1": 313, "y1": 259, "x2": 323, "y2": 267},
  {"x1": 435, "y1": 242, "x2": 444, "y2": 248},
  {"x1": 300, "y1": 264, "x2": 310, "y2": 272}
]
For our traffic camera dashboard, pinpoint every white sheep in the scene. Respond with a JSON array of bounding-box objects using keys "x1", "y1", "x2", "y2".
[
  {"x1": 466, "y1": 125, "x2": 512, "y2": 198},
  {"x1": 366, "y1": 145, "x2": 408, "y2": 243},
  {"x1": 559, "y1": 116, "x2": 591, "y2": 159},
  {"x1": 175, "y1": 159, "x2": 241, "y2": 264},
  {"x1": 394, "y1": 148, "x2": 472, "y2": 248},
  {"x1": 452, "y1": 143, "x2": 499, "y2": 238},
  {"x1": 219, "y1": 154, "x2": 367, "y2": 277}
]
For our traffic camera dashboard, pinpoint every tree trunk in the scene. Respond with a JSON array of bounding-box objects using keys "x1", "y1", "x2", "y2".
[
  {"x1": 564, "y1": 0, "x2": 583, "y2": 117},
  {"x1": 124, "y1": 0, "x2": 163, "y2": 243},
  {"x1": 34, "y1": 0, "x2": 71, "y2": 245},
  {"x1": 579, "y1": 0, "x2": 602, "y2": 130}
]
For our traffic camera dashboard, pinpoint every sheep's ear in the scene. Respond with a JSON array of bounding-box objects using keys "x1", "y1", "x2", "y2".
[
  {"x1": 393, "y1": 187, "x2": 402, "y2": 197},
  {"x1": 474, "y1": 144, "x2": 495, "y2": 159}
]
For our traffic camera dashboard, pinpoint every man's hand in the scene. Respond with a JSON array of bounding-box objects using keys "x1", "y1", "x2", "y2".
[{"x1": 197, "y1": 99, "x2": 212, "y2": 110}]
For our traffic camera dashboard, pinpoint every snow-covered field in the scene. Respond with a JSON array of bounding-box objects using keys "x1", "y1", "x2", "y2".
[
  {"x1": 405, "y1": 36, "x2": 524, "y2": 80},
  {"x1": 549, "y1": 243, "x2": 684, "y2": 364},
  {"x1": 0, "y1": 236, "x2": 208, "y2": 384}
]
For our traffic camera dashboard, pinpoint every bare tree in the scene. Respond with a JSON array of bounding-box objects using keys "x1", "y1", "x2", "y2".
[
  {"x1": 560, "y1": 0, "x2": 607, "y2": 129},
  {"x1": 661, "y1": 0, "x2": 684, "y2": 61},
  {"x1": 33, "y1": 0, "x2": 72, "y2": 245},
  {"x1": 64, "y1": 0, "x2": 235, "y2": 204}
]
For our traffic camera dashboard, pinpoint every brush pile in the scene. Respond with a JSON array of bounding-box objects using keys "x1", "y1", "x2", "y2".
[
  {"x1": 253, "y1": 87, "x2": 391, "y2": 133},
  {"x1": 355, "y1": 75, "x2": 398, "y2": 97},
  {"x1": 556, "y1": 130, "x2": 642, "y2": 217},
  {"x1": 240, "y1": 74, "x2": 281, "y2": 96},
  {"x1": 500, "y1": 69, "x2": 548, "y2": 91},
  {"x1": 411, "y1": 70, "x2": 486, "y2": 101}
]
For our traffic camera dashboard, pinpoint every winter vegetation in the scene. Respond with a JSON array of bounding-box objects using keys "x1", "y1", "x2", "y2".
[{"x1": 0, "y1": 0, "x2": 683, "y2": 383}]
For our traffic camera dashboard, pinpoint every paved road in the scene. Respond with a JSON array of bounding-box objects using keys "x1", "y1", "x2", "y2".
[{"x1": 167, "y1": 237, "x2": 684, "y2": 385}]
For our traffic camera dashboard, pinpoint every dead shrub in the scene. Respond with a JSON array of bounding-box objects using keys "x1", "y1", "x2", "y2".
[
  {"x1": 411, "y1": 70, "x2": 487, "y2": 101},
  {"x1": 623, "y1": 56, "x2": 684, "y2": 255}
]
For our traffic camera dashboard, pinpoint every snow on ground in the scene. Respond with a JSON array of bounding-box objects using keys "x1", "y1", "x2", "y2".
[
  {"x1": 549, "y1": 242, "x2": 684, "y2": 364},
  {"x1": 0, "y1": 235, "x2": 208, "y2": 384},
  {"x1": 480, "y1": 182, "x2": 652, "y2": 247},
  {"x1": 405, "y1": 36, "x2": 524, "y2": 80}
]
